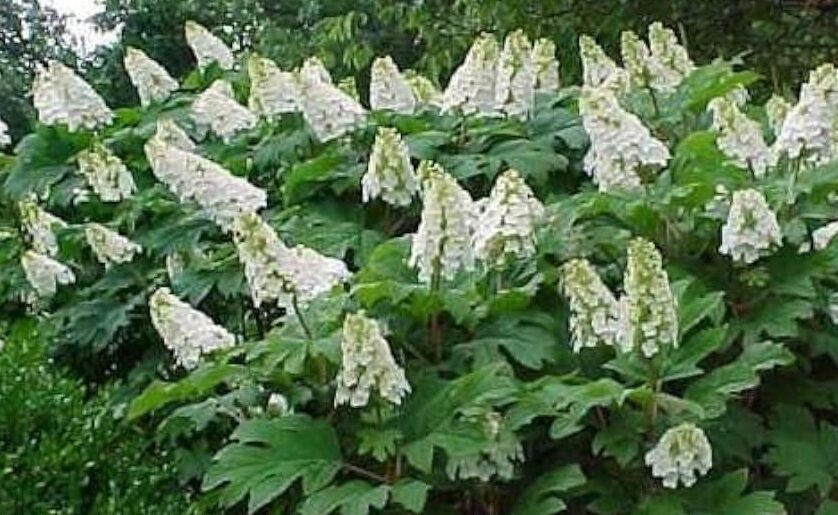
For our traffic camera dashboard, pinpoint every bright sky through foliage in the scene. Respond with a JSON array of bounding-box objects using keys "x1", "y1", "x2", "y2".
[{"x1": 42, "y1": 0, "x2": 120, "y2": 52}]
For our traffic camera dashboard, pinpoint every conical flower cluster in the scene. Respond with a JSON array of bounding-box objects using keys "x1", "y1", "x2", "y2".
[
  {"x1": 765, "y1": 95, "x2": 791, "y2": 135},
  {"x1": 531, "y1": 38, "x2": 559, "y2": 95},
  {"x1": 708, "y1": 96, "x2": 773, "y2": 177},
  {"x1": 495, "y1": 30, "x2": 534, "y2": 119},
  {"x1": 445, "y1": 411, "x2": 524, "y2": 482},
  {"x1": 150, "y1": 119, "x2": 196, "y2": 153},
  {"x1": 560, "y1": 259, "x2": 621, "y2": 352},
  {"x1": 405, "y1": 71, "x2": 443, "y2": 108},
  {"x1": 20, "y1": 250, "x2": 75, "y2": 297},
  {"x1": 0, "y1": 117, "x2": 9, "y2": 147},
  {"x1": 124, "y1": 47, "x2": 178, "y2": 106},
  {"x1": 19, "y1": 201, "x2": 66, "y2": 256},
  {"x1": 247, "y1": 54, "x2": 299, "y2": 118},
  {"x1": 620, "y1": 238, "x2": 678, "y2": 357},
  {"x1": 579, "y1": 87, "x2": 670, "y2": 192},
  {"x1": 362, "y1": 127, "x2": 417, "y2": 207},
  {"x1": 370, "y1": 56, "x2": 416, "y2": 114},
  {"x1": 409, "y1": 161, "x2": 475, "y2": 283},
  {"x1": 185, "y1": 21, "x2": 234, "y2": 70},
  {"x1": 620, "y1": 30, "x2": 653, "y2": 89},
  {"x1": 77, "y1": 143, "x2": 136, "y2": 202},
  {"x1": 646, "y1": 22, "x2": 694, "y2": 92},
  {"x1": 774, "y1": 64, "x2": 838, "y2": 164},
  {"x1": 297, "y1": 67, "x2": 366, "y2": 142},
  {"x1": 645, "y1": 423, "x2": 712, "y2": 489},
  {"x1": 191, "y1": 80, "x2": 257, "y2": 142},
  {"x1": 149, "y1": 287, "x2": 235, "y2": 369},
  {"x1": 719, "y1": 189, "x2": 782, "y2": 264},
  {"x1": 334, "y1": 311, "x2": 411, "y2": 407},
  {"x1": 33, "y1": 60, "x2": 113, "y2": 132},
  {"x1": 84, "y1": 223, "x2": 142, "y2": 267},
  {"x1": 442, "y1": 33, "x2": 500, "y2": 116},
  {"x1": 299, "y1": 56, "x2": 332, "y2": 85},
  {"x1": 473, "y1": 169, "x2": 544, "y2": 264},
  {"x1": 579, "y1": 35, "x2": 628, "y2": 94},
  {"x1": 813, "y1": 220, "x2": 838, "y2": 251}
]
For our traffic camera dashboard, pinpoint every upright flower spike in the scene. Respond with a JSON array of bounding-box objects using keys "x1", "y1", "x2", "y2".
[
  {"x1": 445, "y1": 411, "x2": 524, "y2": 482},
  {"x1": 370, "y1": 56, "x2": 416, "y2": 114},
  {"x1": 184, "y1": 21, "x2": 234, "y2": 70},
  {"x1": 247, "y1": 54, "x2": 300, "y2": 117},
  {"x1": 77, "y1": 143, "x2": 136, "y2": 202},
  {"x1": 297, "y1": 70, "x2": 366, "y2": 142},
  {"x1": 473, "y1": 169, "x2": 544, "y2": 264},
  {"x1": 719, "y1": 189, "x2": 782, "y2": 264},
  {"x1": 334, "y1": 311, "x2": 411, "y2": 408},
  {"x1": 560, "y1": 259, "x2": 621, "y2": 352},
  {"x1": 531, "y1": 38, "x2": 559, "y2": 95},
  {"x1": 579, "y1": 87, "x2": 670, "y2": 192},
  {"x1": 84, "y1": 223, "x2": 142, "y2": 267},
  {"x1": 442, "y1": 33, "x2": 500, "y2": 116},
  {"x1": 579, "y1": 35, "x2": 629, "y2": 94},
  {"x1": 19, "y1": 201, "x2": 66, "y2": 257},
  {"x1": 0, "y1": 117, "x2": 10, "y2": 147},
  {"x1": 191, "y1": 80, "x2": 257, "y2": 142},
  {"x1": 647, "y1": 22, "x2": 694, "y2": 92},
  {"x1": 20, "y1": 250, "x2": 75, "y2": 298},
  {"x1": 621, "y1": 238, "x2": 678, "y2": 358},
  {"x1": 813, "y1": 220, "x2": 838, "y2": 251},
  {"x1": 620, "y1": 30, "x2": 653, "y2": 89},
  {"x1": 495, "y1": 30, "x2": 535, "y2": 119},
  {"x1": 123, "y1": 47, "x2": 178, "y2": 106},
  {"x1": 645, "y1": 423, "x2": 712, "y2": 489},
  {"x1": 765, "y1": 95, "x2": 791, "y2": 135},
  {"x1": 149, "y1": 287, "x2": 235, "y2": 369},
  {"x1": 409, "y1": 161, "x2": 476, "y2": 283},
  {"x1": 32, "y1": 60, "x2": 113, "y2": 132},
  {"x1": 299, "y1": 56, "x2": 332, "y2": 85},
  {"x1": 708, "y1": 96, "x2": 773, "y2": 178},
  {"x1": 149, "y1": 119, "x2": 196, "y2": 153},
  {"x1": 404, "y1": 70, "x2": 443, "y2": 108},
  {"x1": 362, "y1": 127, "x2": 417, "y2": 207}
]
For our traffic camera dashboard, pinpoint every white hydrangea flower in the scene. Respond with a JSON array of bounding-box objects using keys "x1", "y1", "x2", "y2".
[
  {"x1": 620, "y1": 238, "x2": 678, "y2": 358},
  {"x1": 774, "y1": 64, "x2": 838, "y2": 164},
  {"x1": 184, "y1": 21, "x2": 234, "y2": 70},
  {"x1": 84, "y1": 223, "x2": 141, "y2": 267},
  {"x1": 409, "y1": 161, "x2": 476, "y2": 283},
  {"x1": 247, "y1": 54, "x2": 300, "y2": 117},
  {"x1": 370, "y1": 56, "x2": 416, "y2": 114},
  {"x1": 297, "y1": 72, "x2": 366, "y2": 142},
  {"x1": 579, "y1": 35, "x2": 629, "y2": 94},
  {"x1": 337, "y1": 77, "x2": 359, "y2": 100},
  {"x1": 404, "y1": 71, "x2": 443, "y2": 108},
  {"x1": 266, "y1": 392, "x2": 292, "y2": 416},
  {"x1": 334, "y1": 311, "x2": 411, "y2": 408},
  {"x1": 191, "y1": 80, "x2": 257, "y2": 142},
  {"x1": 123, "y1": 47, "x2": 178, "y2": 106},
  {"x1": 0, "y1": 117, "x2": 10, "y2": 147},
  {"x1": 531, "y1": 38, "x2": 559, "y2": 95},
  {"x1": 473, "y1": 169, "x2": 544, "y2": 264},
  {"x1": 765, "y1": 95, "x2": 791, "y2": 135},
  {"x1": 149, "y1": 287, "x2": 236, "y2": 369},
  {"x1": 560, "y1": 258, "x2": 621, "y2": 352},
  {"x1": 726, "y1": 85, "x2": 750, "y2": 107},
  {"x1": 32, "y1": 60, "x2": 113, "y2": 132},
  {"x1": 647, "y1": 22, "x2": 694, "y2": 93},
  {"x1": 719, "y1": 189, "x2": 782, "y2": 264},
  {"x1": 708, "y1": 96, "x2": 773, "y2": 178},
  {"x1": 362, "y1": 127, "x2": 417, "y2": 207},
  {"x1": 20, "y1": 250, "x2": 75, "y2": 297},
  {"x1": 579, "y1": 87, "x2": 670, "y2": 192},
  {"x1": 149, "y1": 119, "x2": 196, "y2": 153},
  {"x1": 495, "y1": 30, "x2": 534, "y2": 119},
  {"x1": 442, "y1": 33, "x2": 500, "y2": 116},
  {"x1": 812, "y1": 220, "x2": 838, "y2": 250},
  {"x1": 19, "y1": 201, "x2": 66, "y2": 256},
  {"x1": 77, "y1": 143, "x2": 136, "y2": 202},
  {"x1": 620, "y1": 30, "x2": 653, "y2": 89},
  {"x1": 645, "y1": 423, "x2": 712, "y2": 489},
  {"x1": 299, "y1": 56, "x2": 332, "y2": 85},
  {"x1": 446, "y1": 411, "x2": 524, "y2": 482}
]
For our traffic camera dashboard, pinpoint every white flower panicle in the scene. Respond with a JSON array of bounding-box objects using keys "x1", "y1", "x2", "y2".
[
  {"x1": 297, "y1": 70, "x2": 366, "y2": 142},
  {"x1": 362, "y1": 127, "x2": 417, "y2": 207},
  {"x1": 579, "y1": 87, "x2": 670, "y2": 192},
  {"x1": 150, "y1": 119, "x2": 196, "y2": 152},
  {"x1": 495, "y1": 30, "x2": 535, "y2": 119},
  {"x1": 726, "y1": 86, "x2": 751, "y2": 107},
  {"x1": 409, "y1": 161, "x2": 476, "y2": 283},
  {"x1": 21, "y1": 250, "x2": 75, "y2": 297},
  {"x1": 645, "y1": 423, "x2": 712, "y2": 489},
  {"x1": 334, "y1": 311, "x2": 411, "y2": 408},
  {"x1": 0, "y1": 117, "x2": 10, "y2": 147},
  {"x1": 445, "y1": 411, "x2": 524, "y2": 482},
  {"x1": 473, "y1": 169, "x2": 544, "y2": 264},
  {"x1": 404, "y1": 71, "x2": 443, "y2": 108},
  {"x1": 370, "y1": 56, "x2": 416, "y2": 114},
  {"x1": 719, "y1": 189, "x2": 782, "y2": 264},
  {"x1": 184, "y1": 21, "x2": 234, "y2": 70},
  {"x1": 149, "y1": 287, "x2": 235, "y2": 369},
  {"x1": 191, "y1": 80, "x2": 257, "y2": 142},
  {"x1": 84, "y1": 223, "x2": 142, "y2": 266},
  {"x1": 579, "y1": 35, "x2": 629, "y2": 94},
  {"x1": 765, "y1": 95, "x2": 791, "y2": 135},
  {"x1": 647, "y1": 22, "x2": 694, "y2": 92},
  {"x1": 33, "y1": 60, "x2": 113, "y2": 132},
  {"x1": 813, "y1": 220, "x2": 838, "y2": 250},
  {"x1": 247, "y1": 54, "x2": 300, "y2": 117},
  {"x1": 442, "y1": 33, "x2": 500, "y2": 116},
  {"x1": 299, "y1": 56, "x2": 332, "y2": 85},
  {"x1": 19, "y1": 201, "x2": 66, "y2": 256},
  {"x1": 774, "y1": 64, "x2": 838, "y2": 164},
  {"x1": 620, "y1": 30, "x2": 653, "y2": 89},
  {"x1": 337, "y1": 77, "x2": 360, "y2": 100},
  {"x1": 531, "y1": 38, "x2": 560, "y2": 95},
  {"x1": 561, "y1": 258, "x2": 621, "y2": 352},
  {"x1": 708, "y1": 96, "x2": 773, "y2": 178},
  {"x1": 123, "y1": 47, "x2": 178, "y2": 106},
  {"x1": 621, "y1": 238, "x2": 678, "y2": 357},
  {"x1": 77, "y1": 143, "x2": 136, "y2": 202}
]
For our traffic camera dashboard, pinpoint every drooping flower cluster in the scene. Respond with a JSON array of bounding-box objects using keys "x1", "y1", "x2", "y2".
[
  {"x1": 813, "y1": 220, "x2": 838, "y2": 251},
  {"x1": 560, "y1": 259, "x2": 621, "y2": 352},
  {"x1": 247, "y1": 54, "x2": 299, "y2": 117},
  {"x1": 494, "y1": 30, "x2": 534, "y2": 119},
  {"x1": 646, "y1": 22, "x2": 695, "y2": 92},
  {"x1": 149, "y1": 287, "x2": 236, "y2": 369},
  {"x1": 191, "y1": 80, "x2": 257, "y2": 142},
  {"x1": 370, "y1": 56, "x2": 416, "y2": 114},
  {"x1": 20, "y1": 250, "x2": 75, "y2": 297},
  {"x1": 620, "y1": 238, "x2": 678, "y2": 357},
  {"x1": 404, "y1": 71, "x2": 443, "y2": 108},
  {"x1": 645, "y1": 423, "x2": 712, "y2": 489},
  {"x1": 77, "y1": 143, "x2": 136, "y2": 202},
  {"x1": 719, "y1": 189, "x2": 782, "y2": 264},
  {"x1": 442, "y1": 33, "x2": 500, "y2": 116},
  {"x1": 472, "y1": 169, "x2": 544, "y2": 264},
  {"x1": 765, "y1": 95, "x2": 791, "y2": 135},
  {"x1": 123, "y1": 47, "x2": 178, "y2": 106},
  {"x1": 409, "y1": 161, "x2": 476, "y2": 283},
  {"x1": 579, "y1": 35, "x2": 628, "y2": 94},
  {"x1": 185, "y1": 21, "x2": 234, "y2": 70},
  {"x1": 362, "y1": 128, "x2": 417, "y2": 207},
  {"x1": 19, "y1": 201, "x2": 66, "y2": 256},
  {"x1": 32, "y1": 60, "x2": 113, "y2": 131},
  {"x1": 297, "y1": 69, "x2": 366, "y2": 142},
  {"x1": 707, "y1": 96, "x2": 773, "y2": 177},
  {"x1": 445, "y1": 410, "x2": 524, "y2": 482},
  {"x1": 334, "y1": 311, "x2": 411, "y2": 407},
  {"x1": 579, "y1": 87, "x2": 670, "y2": 192},
  {"x1": 0, "y1": 117, "x2": 9, "y2": 147},
  {"x1": 84, "y1": 223, "x2": 142, "y2": 267},
  {"x1": 531, "y1": 38, "x2": 559, "y2": 95}
]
